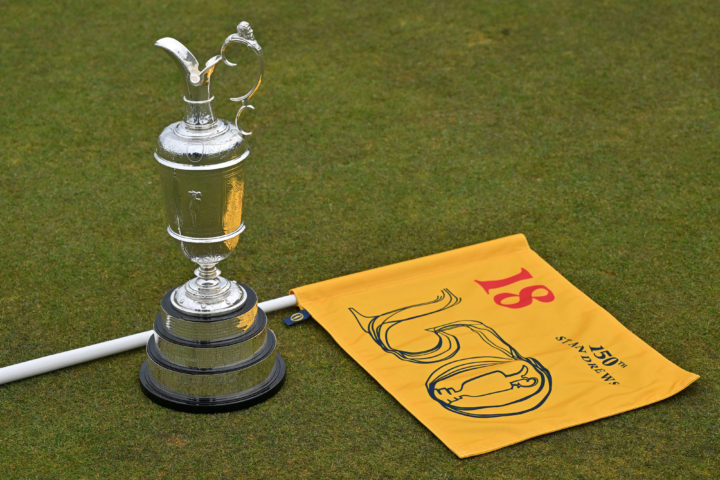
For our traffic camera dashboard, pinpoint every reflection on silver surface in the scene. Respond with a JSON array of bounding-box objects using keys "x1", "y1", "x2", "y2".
[
  {"x1": 155, "y1": 328, "x2": 266, "y2": 369},
  {"x1": 147, "y1": 332, "x2": 278, "y2": 397},
  {"x1": 162, "y1": 302, "x2": 258, "y2": 342}
]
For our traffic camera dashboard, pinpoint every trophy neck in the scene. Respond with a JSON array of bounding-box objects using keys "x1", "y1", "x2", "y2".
[
  {"x1": 180, "y1": 60, "x2": 218, "y2": 128},
  {"x1": 183, "y1": 94, "x2": 217, "y2": 129}
]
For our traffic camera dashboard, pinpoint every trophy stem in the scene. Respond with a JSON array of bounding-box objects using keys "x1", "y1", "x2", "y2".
[
  {"x1": 169, "y1": 263, "x2": 247, "y2": 316},
  {"x1": 194, "y1": 264, "x2": 223, "y2": 298},
  {"x1": 197, "y1": 263, "x2": 219, "y2": 281}
]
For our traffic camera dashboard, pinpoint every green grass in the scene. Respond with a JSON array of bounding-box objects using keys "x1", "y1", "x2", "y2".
[{"x1": 1, "y1": 0, "x2": 718, "y2": 478}]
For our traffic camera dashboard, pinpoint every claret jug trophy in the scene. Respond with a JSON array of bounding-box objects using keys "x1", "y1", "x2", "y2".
[{"x1": 139, "y1": 22, "x2": 285, "y2": 411}]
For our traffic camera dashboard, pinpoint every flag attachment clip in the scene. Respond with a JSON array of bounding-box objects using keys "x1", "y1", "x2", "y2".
[{"x1": 283, "y1": 309, "x2": 312, "y2": 326}]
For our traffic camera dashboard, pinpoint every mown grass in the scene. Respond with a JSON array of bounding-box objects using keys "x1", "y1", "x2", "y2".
[{"x1": 0, "y1": 0, "x2": 717, "y2": 478}]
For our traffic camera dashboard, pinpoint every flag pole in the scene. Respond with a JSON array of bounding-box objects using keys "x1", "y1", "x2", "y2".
[{"x1": 0, "y1": 294, "x2": 297, "y2": 386}]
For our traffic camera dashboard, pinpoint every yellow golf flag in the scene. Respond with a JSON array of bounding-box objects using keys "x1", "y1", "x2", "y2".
[{"x1": 290, "y1": 234, "x2": 698, "y2": 458}]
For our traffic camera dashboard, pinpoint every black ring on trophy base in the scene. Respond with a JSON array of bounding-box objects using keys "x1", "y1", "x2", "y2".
[{"x1": 139, "y1": 355, "x2": 285, "y2": 413}]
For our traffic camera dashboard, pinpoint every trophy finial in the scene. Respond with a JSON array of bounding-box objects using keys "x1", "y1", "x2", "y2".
[{"x1": 237, "y1": 21, "x2": 254, "y2": 39}]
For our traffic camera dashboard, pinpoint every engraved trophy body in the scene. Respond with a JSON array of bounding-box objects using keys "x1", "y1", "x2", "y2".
[{"x1": 139, "y1": 22, "x2": 285, "y2": 411}]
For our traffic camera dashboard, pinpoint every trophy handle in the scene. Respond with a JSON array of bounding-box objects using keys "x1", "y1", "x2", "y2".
[{"x1": 220, "y1": 21, "x2": 263, "y2": 135}]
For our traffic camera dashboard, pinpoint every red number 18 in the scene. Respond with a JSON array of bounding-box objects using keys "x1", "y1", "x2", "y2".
[{"x1": 475, "y1": 268, "x2": 555, "y2": 309}]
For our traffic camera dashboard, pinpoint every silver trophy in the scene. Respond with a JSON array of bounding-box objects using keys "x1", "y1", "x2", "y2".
[{"x1": 139, "y1": 22, "x2": 285, "y2": 411}]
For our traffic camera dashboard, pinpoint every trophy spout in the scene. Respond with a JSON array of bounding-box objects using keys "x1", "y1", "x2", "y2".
[
  {"x1": 155, "y1": 38, "x2": 204, "y2": 99},
  {"x1": 155, "y1": 37, "x2": 222, "y2": 126}
]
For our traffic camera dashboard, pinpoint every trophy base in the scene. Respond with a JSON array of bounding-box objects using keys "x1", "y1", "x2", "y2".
[
  {"x1": 139, "y1": 355, "x2": 285, "y2": 413},
  {"x1": 140, "y1": 283, "x2": 285, "y2": 412}
]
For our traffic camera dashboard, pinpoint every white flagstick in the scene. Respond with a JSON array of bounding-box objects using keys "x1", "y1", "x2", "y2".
[{"x1": 0, "y1": 294, "x2": 298, "y2": 386}]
